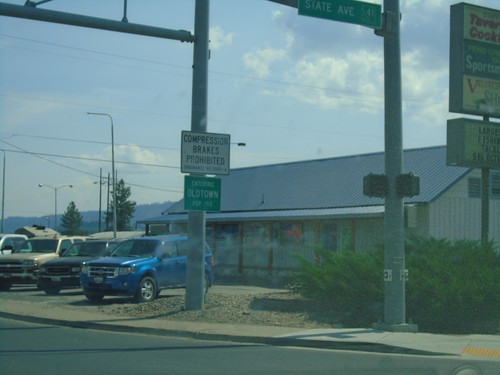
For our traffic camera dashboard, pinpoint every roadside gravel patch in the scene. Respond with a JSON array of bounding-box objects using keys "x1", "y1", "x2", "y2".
[{"x1": 95, "y1": 291, "x2": 339, "y2": 329}]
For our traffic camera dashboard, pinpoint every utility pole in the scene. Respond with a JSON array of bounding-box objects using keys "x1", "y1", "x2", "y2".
[
  {"x1": 185, "y1": 0, "x2": 209, "y2": 311},
  {"x1": 374, "y1": 0, "x2": 416, "y2": 332}
]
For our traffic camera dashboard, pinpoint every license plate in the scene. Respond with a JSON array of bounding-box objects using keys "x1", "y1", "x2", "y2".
[
  {"x1": 94, "y1": 276, "x2": 104, "y2": 284},
  {"x1": 2, "y1": 274, "x2": 11, "y2": 279},
  {"x1": 51, "y1": 276, "x2": 61, "y2": 282}
]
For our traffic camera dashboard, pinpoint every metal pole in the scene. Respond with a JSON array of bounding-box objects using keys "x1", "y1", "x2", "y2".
[
  {"x1": 98, "y1": 168, "x2": 103, "y2": 232},
  {"x1": 1, "y1": 150, "x2": 5, "y2": 233},
  {"x1": 185, "y1": 0, "x2": 209, "y2": 311},
  {"x1": 374, "y1": 0, "x2": 414, "y2": 331},
  {"x1": 481, "y1": 116, "x2": 490, "y2": 247},
  {"x1": 87, "y1": 112, "x2": 117, "y2": 239},
  {"x1": 38, "y1": 184, "x2": 73, "y2": 231}
]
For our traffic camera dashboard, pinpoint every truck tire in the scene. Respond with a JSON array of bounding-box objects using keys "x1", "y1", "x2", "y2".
[{"x1": 135, "y1": 276, "x2": 157, "y2": 303}]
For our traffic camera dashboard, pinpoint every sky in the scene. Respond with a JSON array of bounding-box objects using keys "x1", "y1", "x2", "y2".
[{"x1": 1, "y1": 0, "x2": 499, "y2": 221}]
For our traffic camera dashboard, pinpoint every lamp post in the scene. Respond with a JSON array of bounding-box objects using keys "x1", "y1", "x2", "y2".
[
  {"x1": 1, "y1": 150, "x2": 5, "y2": 233},
  {"x1": 87, "y1": 112, "x2": 117, "y2": 239},
  {"x1": 38, "y1": 183, "x2": 73, "y2": 230}
]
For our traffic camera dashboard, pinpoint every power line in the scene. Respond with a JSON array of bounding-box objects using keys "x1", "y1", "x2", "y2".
[
  {"x1": 0, "y1": 147, "x2": 179, "y2": 169},
  {"x1": 0, "y1": 142, "x2": 182, "y2": 194},
  {"x1": 6, "y1": 132, "x2": 178, "y2": 151}
]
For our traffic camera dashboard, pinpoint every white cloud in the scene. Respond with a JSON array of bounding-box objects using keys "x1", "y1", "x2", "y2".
[
  {"x1": 209, "y1": 26, "x2": 233, "y2": 50},
  {"x1": 282, "y1": 50, "x2": 383, "y2": 111},
  {"x1": 242, "y1": 47, "x2": 287, "y2": 78}
]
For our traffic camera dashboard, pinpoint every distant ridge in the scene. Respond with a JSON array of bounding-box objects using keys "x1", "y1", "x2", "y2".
[{"x1": 2, "y1": 201, "x2": 174, "y2": 234}]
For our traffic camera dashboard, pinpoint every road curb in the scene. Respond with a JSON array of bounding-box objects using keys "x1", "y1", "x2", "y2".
[{"x1": 0, "y1": 310, "x2": 450, "y2": 356}]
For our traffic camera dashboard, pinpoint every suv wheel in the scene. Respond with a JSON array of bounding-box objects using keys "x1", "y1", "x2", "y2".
[
  {"x1": 0, "y1": 282, "x2": 12, "y2": 291},
  {"x1": 135, "y1": 276, "x2": 157, "y2": 303}
]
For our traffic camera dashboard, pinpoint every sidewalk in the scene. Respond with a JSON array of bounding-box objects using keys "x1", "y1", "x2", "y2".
[{"x1": 1, "y1": 295, "x2": 499, "y2": 359}]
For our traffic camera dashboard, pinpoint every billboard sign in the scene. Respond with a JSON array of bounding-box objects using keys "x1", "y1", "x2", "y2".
[
  {"x1": 447, "y1": 118, "x2": 500, "y2": 169},
  {"x1": 449, "y1": 3, "x2": 500, "y2": 118}
]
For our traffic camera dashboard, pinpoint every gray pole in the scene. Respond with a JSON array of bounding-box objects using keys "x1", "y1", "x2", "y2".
[
  {"x1": 376, "y1": 0, "x2": 414, "y2": 331},
  {"x1": 185, "y1": 0, "x2": 209, "y2": 311},
  {"x1": 1, "y1": 150, "x2": 5, "y2": 233},
  {"x1": 87, "y1": 112, "x2": 117, "y2": 239},
  {"x1": 481, "y1": 116, "x2": 490, "y2": 247}
]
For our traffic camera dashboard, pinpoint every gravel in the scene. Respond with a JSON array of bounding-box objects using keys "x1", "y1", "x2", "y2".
[{"x1": 93, "y1": 290, "x2": 340, "y2": 329}]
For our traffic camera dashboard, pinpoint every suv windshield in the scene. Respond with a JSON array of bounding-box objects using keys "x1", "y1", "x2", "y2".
[
  {"x1": 16, "y1": 239, "x2": 59, "y2": 254},
  {"x1": 111, "y1": 239, "x2": 159, "y2": 258},
  {"x1": 63, "y1": 241, "x2": 114, "y2": 257}
]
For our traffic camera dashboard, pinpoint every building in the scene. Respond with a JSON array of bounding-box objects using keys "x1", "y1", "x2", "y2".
[{"x1": 139, "y1": 146, "x2": 500, "y2": 279}]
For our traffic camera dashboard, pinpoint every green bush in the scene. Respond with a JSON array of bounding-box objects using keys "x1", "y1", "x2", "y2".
[
  {"x1": 293, "y1": 247, "x2": 384, "y2": 326},
  {"x1": 406, "y1": 237, "x2": 500, "y2": 334},
  {"x1": 293, "y1": 238, "x2": 500, "y2": 333}
]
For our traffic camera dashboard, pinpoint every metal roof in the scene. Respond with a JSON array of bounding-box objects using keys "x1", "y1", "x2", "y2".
[
  {"x1": 163, "y1": 145, "x2": 470, "y2": 214},
  {"x1": 141, "y1": 206, "x2": 386, "y2": 224}
]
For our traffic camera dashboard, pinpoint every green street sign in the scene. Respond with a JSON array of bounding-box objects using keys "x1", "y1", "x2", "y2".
[
  {"x1": 298, "y1": 0, "x2": 382, "y2": 29},
  {"x1": 184, "y1": 176, "x2": 221, "y2": 212}
]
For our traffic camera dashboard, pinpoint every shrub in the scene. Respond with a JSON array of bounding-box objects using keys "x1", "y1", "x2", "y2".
[
  {"x1": 406, "y1": 237, "x2": 500, "y2": 334},
  {"x1": 293, "y1": 238, "x2": 500, "y2": 334},
  {"x1": 293, "y1": 247, "x2": 384, "y2": 326}
]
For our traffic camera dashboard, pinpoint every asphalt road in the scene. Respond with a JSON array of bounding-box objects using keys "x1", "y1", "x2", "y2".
[{"x1": 0, "y1": 317, "x2": 491, "y2": 375}]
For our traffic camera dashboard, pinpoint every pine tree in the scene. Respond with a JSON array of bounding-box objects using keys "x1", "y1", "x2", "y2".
[
  {"x1": 105, "y1": 179, "x2": 136, "y2": 231},
  {"x1": 60, "y1": 201, "x2": 85, "y2": 235}
]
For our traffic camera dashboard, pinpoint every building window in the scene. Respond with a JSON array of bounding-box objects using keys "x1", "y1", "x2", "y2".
[
  {"x1": 469, "y1": 174, "x2": 500, "y2": 199},
  {"x1": 320, "y1": 221, "x2": 338, "y2": 251},
  {"x1": 468, "y1": 178, "x2": 481, "y2": 198},
  {"x1": 282, "y1": 223, "x2": 303, "y2": 243}
]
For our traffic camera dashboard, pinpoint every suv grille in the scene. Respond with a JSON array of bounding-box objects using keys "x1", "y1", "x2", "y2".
[
  {"x1": 88, "y1": 266, "x2": 117, "y2": 278},
  {"x1": 0, "y1": 261, "x2": 23, "y2": 273},
  {"x1": 46, "y1": 266, "x2": 71, "y2": 275}
]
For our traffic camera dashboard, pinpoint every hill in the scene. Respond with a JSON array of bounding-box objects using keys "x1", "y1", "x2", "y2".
[{"x1": 2, "y1": 201, "x2": 174, "y2": 234}]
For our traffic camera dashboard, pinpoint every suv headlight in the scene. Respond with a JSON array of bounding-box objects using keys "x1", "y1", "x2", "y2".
[
  {"x1": 81, "y1": 264, "x2": 89, "y2": 275},
  {"x1": 117, "y1": 267, "x2": 133, "y2": 276}
]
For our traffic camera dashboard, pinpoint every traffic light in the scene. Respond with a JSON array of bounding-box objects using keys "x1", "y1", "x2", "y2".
[
  {"x1": 397, "y1": 173, "x2": 420, "y2": 197},
  {"x1": 363, "y1": 173, "x2": 388, "y2": 198}
]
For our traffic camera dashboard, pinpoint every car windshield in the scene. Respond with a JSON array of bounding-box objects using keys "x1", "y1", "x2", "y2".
[
  {"x1": 16, "y1": 239, "x2": 59, "y2": 254},
  {"x1": 63, "y1": 241, "x2": 109, "y2": 257},
  {"x1": 111, "y1": 240, "x2": 158, "y2": 258}
]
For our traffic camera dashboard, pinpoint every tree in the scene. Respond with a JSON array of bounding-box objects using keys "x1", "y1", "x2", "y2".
[
  {"x1": 105, "y1": 178, "x2": 136, "y2": 231},
  {"x1": 60, "y1": 201, "x2": 85, "y2": 235}
]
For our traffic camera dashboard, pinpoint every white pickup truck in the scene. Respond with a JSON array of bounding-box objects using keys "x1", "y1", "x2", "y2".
[{"x1": 0, "y1": 236, "x2": 86, "y2": 291}]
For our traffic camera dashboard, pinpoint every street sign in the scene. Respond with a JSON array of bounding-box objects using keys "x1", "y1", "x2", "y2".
[
  {"x1": 298, "y1": 0, "x2": 381, "y2": 29},
  {"x1": 184, "y1": 175, "x2": 221, "y2": 212},
  {"x1": 181, "y1": 131, "x2": 230, "y2": 175}
]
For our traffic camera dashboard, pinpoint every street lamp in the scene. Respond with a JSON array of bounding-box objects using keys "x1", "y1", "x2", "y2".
[
  {"x1": 87, "y1": 112, "x2": 117, "y2": 239},
  {"x1": 1, "y1": 150, "x2": 5, "y2": 233},
  {"x1": 38, "y1": 183, "x2": 73, "y2": 230}
]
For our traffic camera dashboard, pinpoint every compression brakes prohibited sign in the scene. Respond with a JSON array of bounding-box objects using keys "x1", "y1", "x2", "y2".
[{"x1": 181, "y1": 131, "x2": 230, "y2": 175}]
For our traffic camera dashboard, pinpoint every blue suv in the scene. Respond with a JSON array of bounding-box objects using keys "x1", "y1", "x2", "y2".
[{"x1": 80, "y1": 235, "x2": 214, "y2": 303}]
